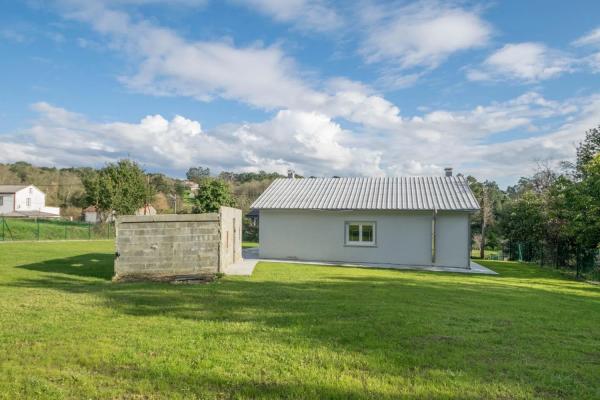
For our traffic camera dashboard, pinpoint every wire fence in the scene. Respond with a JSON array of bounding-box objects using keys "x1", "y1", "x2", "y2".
[{"x1": 0, "y1": 217, "x2": 115, "y2": 241}]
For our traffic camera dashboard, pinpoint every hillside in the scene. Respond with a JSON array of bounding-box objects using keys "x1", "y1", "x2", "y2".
[{"x1": 0, "y1": 162, "x2": 280, "y2": 218}]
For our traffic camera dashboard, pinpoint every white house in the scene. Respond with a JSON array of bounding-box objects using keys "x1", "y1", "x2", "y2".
[
  {"x1": 251, "y1": 169, "x2": 480, "y2": 269},
  {"x1": 0, "y1": 184, "x2": 60, "y2": 217},
  {"x1": 84, "y1": 204, "x2": 156, "y2": 223}
]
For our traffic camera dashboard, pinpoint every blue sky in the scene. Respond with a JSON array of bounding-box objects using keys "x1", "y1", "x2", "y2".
[{"x1": 1, "y1": 0, "x2": 600, "y2": 187}]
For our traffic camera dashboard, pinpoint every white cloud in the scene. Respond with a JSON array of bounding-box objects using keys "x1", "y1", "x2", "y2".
[
  {"x1": 58, "y1": 1, "x2": 323, "y2": 110},
  {"x1": 3, "y1": 91, "x2": 598, "y2": 186},
  {"x1": 233, "y1": 0, "x2": 342, "y2": 32},
  {"x1": 55, "y1": 0, "x2": 404, "y2": 131},
  {"x1": 360, "y1": 1, "x2": 491, "y2": 69},
  {"x1": 0, "y1": 103, "x2": 382, "y2": 177},
  {"x1": 573, "y1": 27, "x2": 600, "y2": 74},
  {"x1": 573, "y1": 27, "x2": 600, "y2": 47},
  {"x1": 467, "y1": 42, "x2": 575, "y2": 82}
]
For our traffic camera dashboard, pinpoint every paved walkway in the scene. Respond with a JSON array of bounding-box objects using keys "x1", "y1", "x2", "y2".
[
  {"x1": 225, "y1": 248, "x2": 497, "y2": 276},
  {"x1": 222, "y1": 248, "x2": 259, "y2": 275}
]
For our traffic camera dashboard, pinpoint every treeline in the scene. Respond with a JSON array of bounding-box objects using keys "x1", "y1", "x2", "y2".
[
  {"x1": 469, "y1": 125, "x2": 600, "y2": 279},
  {"x1": 0, "y1": 161, "x2": 284, "y2": 218}
]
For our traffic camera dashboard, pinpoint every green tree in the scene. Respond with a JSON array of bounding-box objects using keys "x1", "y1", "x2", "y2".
[
  {"x1": 193, "y1": 179, "x2": 235, "y2": 213},
  {"x1": 468, "y1": 177, "x2": 505, "y2": 258},
  {"x1": 186, "y1": 166, "x2": 210, "y2": 183},
  {"x1": 576, "y1": 125, "x2": 600, "y2": 177},
  {"x1": 83, "y1": 160, "x2": 154, "y2": 217},
  {"x1": 564, "y1": 155, "x2": 600, "y2": 276},
  {"x1": 500, "y1": 191, "x2": 545, "y2": 262}
]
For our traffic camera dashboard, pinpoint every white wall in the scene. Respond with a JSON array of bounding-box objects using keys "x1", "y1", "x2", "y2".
[
  {"x1": 435, "y1": 211, "x2": 470, "y2": 268},
  {"x1": 85, "y1": 211, "x2": 99, "y2": 224},
  {"x1": 14, "y1": 186, "x2": 46, "y2": 211},
  {"x1": 0, "y1": 194, "x2": 15, "y2": 214},
  {"x1": 259, "y1": 210, "x2": 470, "y2": 268}
]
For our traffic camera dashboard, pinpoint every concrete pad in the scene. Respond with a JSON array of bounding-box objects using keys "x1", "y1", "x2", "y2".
[
  {"x1": 222, "y1": 248, "x2": 259, "y2": 276},
  {"x1": 251, "y1": 248, "x2": 497, "y2": 275},
  {"x1": 232, "y1": 248, "x2": 498, "y2": 275}
]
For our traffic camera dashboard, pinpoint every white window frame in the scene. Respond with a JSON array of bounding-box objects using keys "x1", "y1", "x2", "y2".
[{"x1": 345, "y1": 221, "x2": 377, "y2": 247}]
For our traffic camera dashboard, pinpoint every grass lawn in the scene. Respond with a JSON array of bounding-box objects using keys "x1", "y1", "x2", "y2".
[
  {"x1": 242, "y1": 241, "x2": 259, "y2": 248},
  {"x1": 1, "y1": 242, "x2": 599, "y2": 399}
]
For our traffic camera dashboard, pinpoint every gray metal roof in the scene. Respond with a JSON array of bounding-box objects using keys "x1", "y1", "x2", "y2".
[
  {"x1": 0, "y1": 185, "x2": 28, "y2": 193},
  {"x1": 251, "y1": 177, "x2": 480, "y2": 211}
]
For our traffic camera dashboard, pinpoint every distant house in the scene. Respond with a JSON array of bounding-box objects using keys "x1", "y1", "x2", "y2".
[
  {"x1": 83, "y1": 204, "x2": 156, "y2": 223},
  {"x1": 83, "y1": 206, "x2": 102, "y2": 224},
  {"x1": 0, "y1": 184, "x2": 60, "y2": 218},
  {"x1": 135, "y1": 204, "x2": 157, "y2": 216},
  {"x1": 251, "y1": 168, "x2": 480, "y2": 269},
  {"x1": 183, "y1": 180, "x2": 199, "y2": 194}
]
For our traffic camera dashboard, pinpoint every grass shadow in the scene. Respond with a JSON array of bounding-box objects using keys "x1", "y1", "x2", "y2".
[{"x1": 16, "y1": 252, "x2": 114, "y2": 280}]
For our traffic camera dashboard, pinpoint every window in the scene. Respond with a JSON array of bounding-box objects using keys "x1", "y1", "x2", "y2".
[
  {"x1": 0, "y1": 196, "x2": 3, "y2": 206},
  {"x1": 345, "y1": 222, "x2": 376, "y2": 246},
  {"x1": 26, "y1": 198, "x2": 31, "y2": 207}
]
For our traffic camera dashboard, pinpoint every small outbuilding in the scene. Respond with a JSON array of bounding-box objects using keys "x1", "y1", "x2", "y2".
[{"x1": 251, "y1": 169, "x2": 480, "y2": 269}]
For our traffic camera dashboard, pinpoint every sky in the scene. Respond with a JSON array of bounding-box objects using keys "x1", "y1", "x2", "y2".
[{"x1": 1, "y1": 0, "x2": 600, "y2": 187}]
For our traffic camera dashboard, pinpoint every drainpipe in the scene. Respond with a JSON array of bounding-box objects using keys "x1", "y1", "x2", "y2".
[{"x1": 431, "y1": 207, "x2": 437, "y2": 265}]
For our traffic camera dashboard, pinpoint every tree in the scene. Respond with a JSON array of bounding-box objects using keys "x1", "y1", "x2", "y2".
[
  {"x1": 193, "y1": 179, "x2": 235, "y2": 213},
  {"x1": 186, "y1": 166, "x2": 210, "y2": 183},
  {"x1": 468, "y1": 177, "x2": 504, "y2": 258},
  {"x1": 83, "y1": 160, "x2": 153, "y2": 218},
  {"x1": 563, "y1": 155, "x2": 600, "y2": 276},
  {"x1": 500, "y1": 191, "x2": 545, "y2": 262},
  {"x1": 576, "y1": 125, "x2": 600, "y2": 177}
]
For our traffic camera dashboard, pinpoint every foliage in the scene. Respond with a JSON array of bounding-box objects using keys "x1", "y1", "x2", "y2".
[
  {"x1": 186, "y1": 166, "x2": 211, "y2": 182},
  {"x1": 499, "y1": 192, "x2": 545, "y2": 261},
  {"x1": 218, "y1": 170, "x2": 285, "y2": 183},
  {"x1": 192, "y1": 178, "x2": 235, "y2": 213},
  {"x1": 575, "y1": 125, "x2": 600, "y2": 176},
  {"x1": 242, "y1": 217, "x2": 259, "y2": 242},
  {"x1": 466, "y1": 127, "x2": 600, "y2": 279},
  {"x1": 1, "y1": 242, "x2": 599, "y2": 398},
  {"x1": 83, "y1": 160, "x2": 154, "y2": 217}
]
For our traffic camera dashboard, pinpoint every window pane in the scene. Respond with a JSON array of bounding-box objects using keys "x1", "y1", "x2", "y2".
[
  {"x1": 348, "y1": 224, "x2": 360, "y2": 241},
  {"x1": 362, "y1": 224, "x2": 373, "y2": 242}
]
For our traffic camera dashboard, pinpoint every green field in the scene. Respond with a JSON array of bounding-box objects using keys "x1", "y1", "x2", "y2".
[
  {"x1": 0, "y1": 218, "x2": 114, "y2": 241},
  {"x1": 1, "y1": 242, "x2": 599, "y2": 399}
]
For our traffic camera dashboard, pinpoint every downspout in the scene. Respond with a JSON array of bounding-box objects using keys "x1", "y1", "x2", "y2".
[
  {"x1": 431, "y1": 207, "x2": 437, "y2": 265},
  {"x1": 467, "y1": 212, "x2": 472, "y2": 269}
]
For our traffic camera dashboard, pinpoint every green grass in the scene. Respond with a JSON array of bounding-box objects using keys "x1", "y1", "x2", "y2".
[
  {"x1": 470, "y1": 249, "x2": 501, "y2": 259},
  {"x1": 1, "y1": 242, "x2": 599, "y2": 399},
  {"x1": 242, "y1": 241, "x2": 259, "y2": 248},
  {"x1": 1, "y1": 218, "x2": 114, "y2": 241}
]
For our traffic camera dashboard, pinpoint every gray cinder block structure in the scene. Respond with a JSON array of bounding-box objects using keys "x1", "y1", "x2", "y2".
[{"x1": 114, "y1": 206, "x2": 242, "y2": 281}]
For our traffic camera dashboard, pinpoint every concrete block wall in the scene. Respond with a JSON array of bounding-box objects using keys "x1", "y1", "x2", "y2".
[
  {"x1": 219, "y1": 206, "x2": 242, "y2": 269},
  {"x1": 114, "y1": 209, "x2": 240, "y2": 281}
]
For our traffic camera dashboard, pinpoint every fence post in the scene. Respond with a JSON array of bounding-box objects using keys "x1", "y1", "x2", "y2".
[
  {"x1": 65, "y1": 224, "x2": 68, "y2": 240},
  {"x1": 1, "y1": 217, "x2": 3, "y2": 241},
  {"x1": 36, "y1": 218, "x2": 40, "y2": 241},
  {"x1": 88, "y1": 223, "x2": 91, "y2": 240}
]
